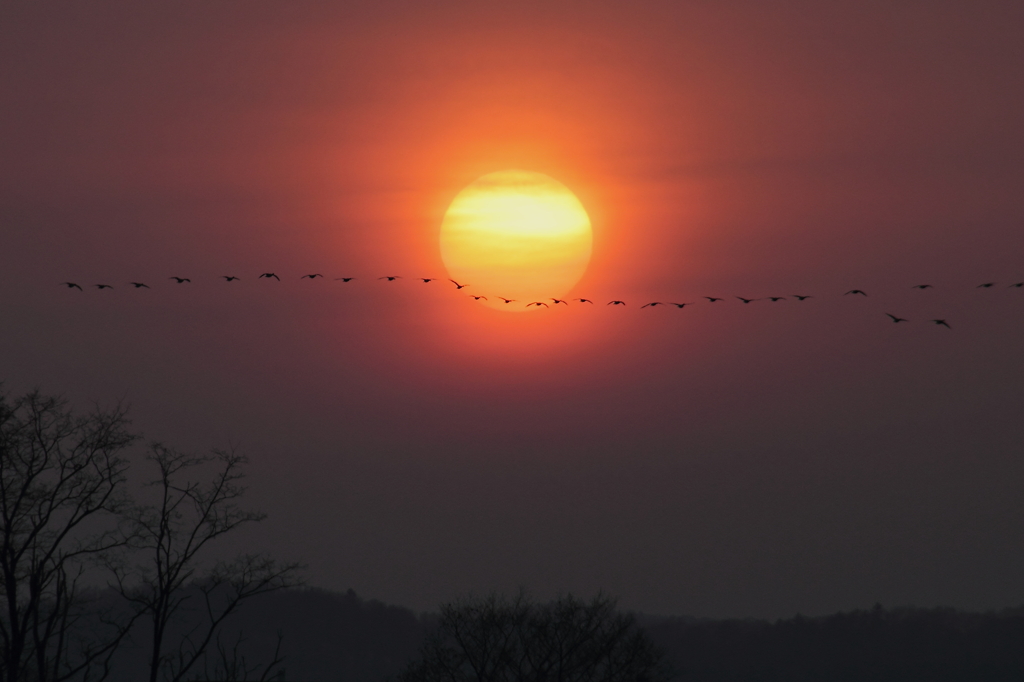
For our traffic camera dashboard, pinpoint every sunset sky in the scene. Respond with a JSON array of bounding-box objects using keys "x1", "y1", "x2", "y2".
[{"x1": 2, "y1": 1, "x2": 1024, "y2": 619}]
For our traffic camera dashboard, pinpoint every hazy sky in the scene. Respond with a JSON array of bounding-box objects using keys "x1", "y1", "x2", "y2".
[{"x1": 3, "y1": 1, "x2": 1024, "y2": 619}]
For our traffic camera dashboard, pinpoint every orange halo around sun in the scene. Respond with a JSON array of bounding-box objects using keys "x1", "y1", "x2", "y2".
[{"x1": 440, "y1": 170, "x2": 593, "y2": 311}]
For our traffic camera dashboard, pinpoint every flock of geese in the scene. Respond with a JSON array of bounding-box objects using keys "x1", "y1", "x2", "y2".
[{"x1": 58, "y1": 274, "x2": 1024, "y2": 328}]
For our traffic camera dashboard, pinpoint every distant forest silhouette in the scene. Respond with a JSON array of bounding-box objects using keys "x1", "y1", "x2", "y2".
[{"x1": 5, "y1": 385, "x2": 1024, "y2": 682}]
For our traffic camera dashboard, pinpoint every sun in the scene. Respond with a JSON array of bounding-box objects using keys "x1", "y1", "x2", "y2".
[{"x1": 440, "y1": 170, "x2": 592, "y2": 311}]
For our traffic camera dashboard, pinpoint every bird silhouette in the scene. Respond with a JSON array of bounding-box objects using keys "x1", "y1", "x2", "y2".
[
  {"x1": 498, "y1": 297, "x2": 516, "y2": 304},
  {"x1": 736, "y1": 297, "x2": 757, "y2": 304},
  {"x1": 526, "y1": 301, "x2": 549, "y2": 308},
  {"x1": 61, "y1": 282, "x2": 83, "y2": 290},
  {"x1": 767, "y1": 296, "x2": 786, "y2": 302},
  {"x1": 449, "y1": 279, "x2": 469, "y2": 289},
  {"x1": 641, "y1": 302, "x2": 664, "y2": 308},
  {"x1": 418, "y1": 278, "x2": 436, "y2": 283},
  {"x1": 470, "y1": 295, "x2": 488, "y2": 301},
  {"x1": 668, "y1": 302, "x2": 695, "y2": 308},
  {"x1": 912, "y1": 284, "x2": 933, "y2": 289},
  {"x1": 845, "y1": 289, "x2": 867, "y2": 296},
  {"x1": 705, "y1": 297, "x2": 723, "y2": 302},
  {"x1": 574, "y1": 298, "x2": 594, "y2": 304},
  {"x1": 169, "y1": 277, "x2": 191, "y2": 283},
  {"x1": 335, "y1": 277, "x2": 354, "y2": 282},
  {"x1": 932, "y1": 319, "x2": 951, "y2": 328},
  {"x1": 793, "y1": 295, "x2": 813, "y2": 300},
  {"x1": 222, "y1": 276, "x2": 240, "y2": 282},
  {"x1": 301, "y1": 274, "x2": 323, "y2": 279},
  {"x1": 130, "y1": 282, "x2": 150, "y2": 289},
  {"x1": 259, "y1": 273, "x2": 280, "y2": 281},
  {"x1": 977, "y1": 282, "x2": 996, "y2": 288},
  {"x1": 608, "y1": 300, "x2": 626, "y2": 306},
  {"x1": 551, "y1": 298, "x2": 568, "y2": 305},
  {"x1": 1010, "y1": 282, "x2": 1024, "y2": 288},
  {"x1": 94, "y1": 284, "x2": 113, "y2": 289},
  {"x1": 379, "y1": 276, "x2": 401, "y2": 281},
  {"x1": 886, "y1": 313, "x2": 908, "y2": 323}
]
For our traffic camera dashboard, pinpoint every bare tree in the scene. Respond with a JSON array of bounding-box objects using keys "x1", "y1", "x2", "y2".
[
  {"x1": 0, "y1": 388, "x2": 139, "y2": 682},
  {"x1": 115, "y1": 445, "x2": 301, "y2": 682},
  {"x1": 397, "y1": 592, "x2": 670, "y2": 682}
]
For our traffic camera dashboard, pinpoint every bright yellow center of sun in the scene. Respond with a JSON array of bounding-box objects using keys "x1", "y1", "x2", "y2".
[{"x1": 440, "y1": 170, "x2": 592, "y2": 311}]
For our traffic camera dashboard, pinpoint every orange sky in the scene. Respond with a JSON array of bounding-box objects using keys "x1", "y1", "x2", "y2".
[{"x1": 3, "y1": 1, "x2": 1024, "y2": 618}]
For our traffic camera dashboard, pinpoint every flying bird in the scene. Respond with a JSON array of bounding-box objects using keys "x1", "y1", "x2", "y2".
[
  {"x1": 736, "y1": 297, "x2": 757, "y2": 304},
  {"x1": 845, "y1": 289, "x2": 867, "y2": 296},
  {"x1": 574, "y1": 298, "x2": 594, "y2": 304},
  {"x1": 551, "y1": 298, "x2": 568, "y2": 305},
  {"x1": 607, "y1": 300, "x2": 626, "y2": 306},
  {"x1": 526, "y1": 301, "x2": 549, "y2": 308},
  {"x1": 767, "y1": 296, "x2": 786, "y2": 302},
  {"x1": 449, "y1": 279, "x2": 469, "y2": 289},
  {"x1": 498, "y1": 297, "x2": 516, "y2": 304},
  {"x1": 418, "y1": 278, "x2": 436, "y2": 283},
  {"x1": 705, "y1": 297, "x2": 723, "y2": 302},
  {"x1": 379, "y1": 276, "x2": 401, "y2": 281},
  {"x1": 334, "y1": 277, "x2": 354, "y2": 282},
  {"x1": 222, "y1": 276, "x2": 240, "y2": 282},
  {"x1": 977, "y1": 282, "x2": 995, "y2": 288},
  {"x1": 169, "y1": 277, "x2": 190, "y2": 283},
  {"x1": 259, "y1": 273, "x2": 280, "y2": 281},
  {"x1": 1010, "y1": 282, "x2": 1024, "y2": 288},
  {"x1": 886, "y1": 313, "x2": 908, "y2": 323},
  {"x1": 470, "y1": 295, "x2": 488, "y2": 301},
  {"x1": 912, "y1": 284, "x2": 933, "y2": 289},
  {"x1": 793, "y1": 295, "x2": 813, "y2": 300},
  {"x1": 130, "y1": 282, "x2": 150, "y2": 289},
  {"x1": 641, "y1": 302, "x2": 664, "y2": 308},
  {"x1": 301, "y1": 274, "x2": 323, "y2": 279},
  {"x1": 668, "y1": 302, "x2": 695, "y2": 308},
  {"x1": 932, "y1": 319, "x2": 951, "y2": 328},
  {"x1": 94, "y1": 284, "x2": 113, "y2": 289},
  {"x1": 61, "y1": 282, "x2": 83, "y2": 290}
]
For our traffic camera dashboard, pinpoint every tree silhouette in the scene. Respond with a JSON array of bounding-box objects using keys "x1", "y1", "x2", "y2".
[
  {"x1": 112, "y1": 446, "x2": 302, "y2": 682},
  {"x1": 396, "y1": 592, "x2": 669, "y2": 682},
  {"x1": 0, "y1": 388, "x2": 139, "y2": 682}
]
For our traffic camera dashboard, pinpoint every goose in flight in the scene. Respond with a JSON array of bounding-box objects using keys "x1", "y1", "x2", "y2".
[
  {"x1": 470, "y1": 295, "x2": 487, "y2": 301},
  {"x1": 259, "y1": 273, "x2": 280, "y2": 281},
  {"x1": 736, "y1": 297, "x2": 757, "y2": 304},
  {"x1": 449, "y1": 279, "x2": 469, "y2": 289},
  {"x1": 574, "y1": 298, "x2": 594, "y2": 303},
  {"x1": 130, "y1": 282, "x2": 150, "y2": 289},
  {"x1": 301, "y1": 274, "x2": 323, "y2": 279},
  {"x1": 1010, "y1": 282, "x2": 1024, "y2": 288},
  {"x1": 793, "y1": 295, "x2": 812, "y2": 300},
  {"x1": 222, "y1": 275, "x2": 240, "y2": 282},
  {"x1": 767, "y1": 296, "x2": 786, "y2": 302},
  {"x1": 335, "y1": 277, "x2": 354, "y2": 282},
  {"x1": 668, "y1": 302, "x2": 695, "y2": 308},
  {"x1": 705, "y1": 296, "x2": 723, "y2": 302},
  {"x1": 931, "y1": 319, "x2": 951, "y2": 328},
  {"x1": 977, "y1": 282, "x2": 995, "y2": 288},
  {"x1": 94, "y1": 284, "x2": 113, "y2": 289},
  {"x1": 526, "y1": 301, "x2": 549, "y2": 308},
  {"x1": 912, "y1": 284, "x2": 933, "y2": 289},
  {"x1": 551, "y1": 298, "x2": 568, "y2": 305},
  {"x1": 641, "y1": 302, "x2": 665, "y2": 308},
  {"x1": 61, "y1": 282, "x2": 83, "y2": 290},
  {"x1": 379, "y1": 276, "x2": 401, "y2": 281},
  {"x1": 169, "y1": 277, "x2": 190, "y2": 283},
  {"x1": 498, "y1": 297, "x2": 516, "y2": 304},
  {"x1": 607, "y1": 300, "x2": 626, "y2": 306},
  {"x1": 845, "y1": 289, "x2": 867, "y2": 296},
  {"x1": 886, "y1": 313, "x2": 908, "y2": 323},
  {"x1": 418, "y1": 278, "x2": 436, "y2": 283}
]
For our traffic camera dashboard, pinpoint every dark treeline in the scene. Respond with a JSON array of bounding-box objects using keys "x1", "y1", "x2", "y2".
[{"x1": 102, "y1": 588, "x2": 1024, "y2": 682}]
